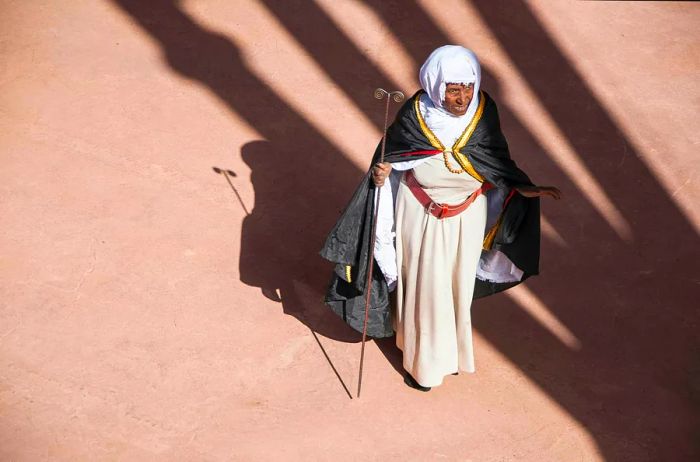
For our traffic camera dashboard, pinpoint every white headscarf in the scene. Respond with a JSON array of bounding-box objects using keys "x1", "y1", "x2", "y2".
[{"x1": 418, "y1": 45, "x2": 481, "y2": 147}]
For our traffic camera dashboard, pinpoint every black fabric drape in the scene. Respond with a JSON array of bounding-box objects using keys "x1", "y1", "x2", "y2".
[{"x1": 320, "y1": 91, "x2": 540, "y2": 337}]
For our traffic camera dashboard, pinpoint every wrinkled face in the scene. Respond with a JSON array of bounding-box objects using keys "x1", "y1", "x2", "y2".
[{"x1": 443, "y1": 82, "x2": 474, "y2": 116}]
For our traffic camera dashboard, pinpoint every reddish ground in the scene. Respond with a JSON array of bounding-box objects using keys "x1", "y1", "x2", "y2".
[{"x1": 1, "y1": 1, "x2": 698, "y2": 461}]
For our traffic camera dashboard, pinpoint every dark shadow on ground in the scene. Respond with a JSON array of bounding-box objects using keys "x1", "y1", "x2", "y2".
[
  {"x1": 113, "y1": 0, "x2": 699, "y2": 458},
  {"x1": 361, "y1": 1, "x2": 699, "y2": 460},
  {"x1": 469, "y1": 3, "x2": 700, "y2": 459},
  {"x1": 110, "y1": 0, "x2": 369, "y2": 345},
  {"x1": 258, "y1": 0, "x2": 404, "y2": 128}
]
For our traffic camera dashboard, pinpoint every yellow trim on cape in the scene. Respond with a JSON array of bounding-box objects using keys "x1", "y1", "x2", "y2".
[
  {"x1": 345, "y1": 265, "x2": 352, "y2": 283},
  {"x1": 413, "y1": 91, "x2": 486, "y2": 182},
  {"x1": 482, "y1": 218, "x2": 501, "y2": 250},
  {"x1": 413, "y1": 91, "x2": 497, "y2": 249},
  {"x1": 413, "y1": 94, "x2": 444, "y2": 150},
  {"x1": 453, "y1": 95, "x2": 486, "y2": 182}
]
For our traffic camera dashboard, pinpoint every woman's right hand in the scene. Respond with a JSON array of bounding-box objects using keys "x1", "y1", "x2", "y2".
[{"x1": 372, "y1": 162, "x2": 392, "y2": 186}]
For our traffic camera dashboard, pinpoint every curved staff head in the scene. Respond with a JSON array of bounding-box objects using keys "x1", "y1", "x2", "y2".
[
  {"x1": 374, "y1": 88, "x2": 405, "y2": 103},
  {"x1": 373, "y1": 88, "x2": 405, "y2": 165}
]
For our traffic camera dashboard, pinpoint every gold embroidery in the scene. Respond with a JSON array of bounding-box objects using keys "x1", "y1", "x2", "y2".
[
  {"x1": 413, "y1": 91, "x2": 486, "y2": 182},
  {"x1": 414, "y1": 92, "x2": 498, "y2": 248},
  {"x1": 453, "y1": 152, "x2": 485, "y2": 183},
  {"x1": 345, "y1": 265, "x2": 352, "y2": 283},
  {"x1": 483, "y1": 219, "x2": 500, "y2": 250},
  {"x1": 453, "y1": 94, "x2": 486, "y2": 182},
  {"x1": 414, "y1": 93, "x2": 445, "y2": 150}
]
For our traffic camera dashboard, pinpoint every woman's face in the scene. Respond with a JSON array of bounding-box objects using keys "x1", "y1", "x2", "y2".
[{"x1": 443, "y1": 82, "x2": 474, "y2": 116}]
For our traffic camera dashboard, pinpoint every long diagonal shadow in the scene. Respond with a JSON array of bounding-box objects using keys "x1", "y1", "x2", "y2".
[
  {"x1": 112, "y1": 0, "x2": 699, "y2": 455},
  {"x1": 363, "y1": 0, "x2": 700, "y2": 459},
  {"x1": 110, "y1": 0, "x2": 370, "y2": 400},
  {"x1": 258, "y1": 0, "x2": 404, "y2": 129}
]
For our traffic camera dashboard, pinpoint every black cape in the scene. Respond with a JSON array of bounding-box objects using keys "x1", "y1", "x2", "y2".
[{"x1": 320, "y1": 91, "x2": 540, "y2": 338}]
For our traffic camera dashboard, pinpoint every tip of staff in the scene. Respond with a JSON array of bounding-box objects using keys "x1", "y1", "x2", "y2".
[{"x1": 212, "y1": 167, "x2": 237, "y2": 176}]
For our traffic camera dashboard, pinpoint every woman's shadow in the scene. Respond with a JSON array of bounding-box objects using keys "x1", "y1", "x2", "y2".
[
  {"x1": 238, "y1": 138, "x2": 419, "y2": 377},
  {"x1": 239, "y1": 140, "x2": 370, "y2": 344}
]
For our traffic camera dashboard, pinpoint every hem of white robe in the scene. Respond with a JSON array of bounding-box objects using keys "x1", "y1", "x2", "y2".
[{"x1": 395, "y1": 341, "x2": 477, "y2": 387}]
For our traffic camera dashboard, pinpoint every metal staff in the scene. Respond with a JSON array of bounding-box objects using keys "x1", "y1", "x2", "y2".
[{"x1": 357, "y1": 88, "x2": 405, "y2": 398}]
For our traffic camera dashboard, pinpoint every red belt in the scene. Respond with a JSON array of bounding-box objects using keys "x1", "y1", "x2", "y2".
[{"x1": 404, "y1": 170, "x2": 493, "y2": 219}]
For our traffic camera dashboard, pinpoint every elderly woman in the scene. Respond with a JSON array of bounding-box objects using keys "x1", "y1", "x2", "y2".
[{"x1": 321, "y1": 45, "x2": 560, "y2": 391}]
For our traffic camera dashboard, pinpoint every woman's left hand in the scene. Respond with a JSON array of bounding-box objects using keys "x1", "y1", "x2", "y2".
[{"x1": 516, "y1": 185, "x2": 562, "y2": 200}]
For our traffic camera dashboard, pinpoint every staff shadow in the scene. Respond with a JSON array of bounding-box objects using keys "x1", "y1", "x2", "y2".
[
  {"x1": 238, "y1": 136, "x2": 413, "y2": 376},
  {"x1": 239, "y1": 140, "x2": 366, "y2": 343},
  {"x1": 112, "y1": 1, "x2": 700, "y2": 453},
  {"x1": 109, "y1": 1, "x2": 378, "y2": 400}
]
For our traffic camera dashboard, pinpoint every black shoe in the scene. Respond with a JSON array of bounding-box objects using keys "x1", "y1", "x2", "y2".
[
  {"x1": 452, "y1": 372, "x2": 459, "y2": 376},
  {"x1": 404, "y1": 373, "x2": 431, "y2": 392}
]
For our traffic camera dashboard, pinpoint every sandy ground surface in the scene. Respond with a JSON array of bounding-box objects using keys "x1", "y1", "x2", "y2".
[{"x1": 1, "y1": 1, "x2": 699, "y2": 461}]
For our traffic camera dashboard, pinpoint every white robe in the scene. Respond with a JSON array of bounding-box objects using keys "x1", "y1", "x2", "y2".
[{"x1": 394, "y1": 155, "x2": 487, "y2": 386}]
